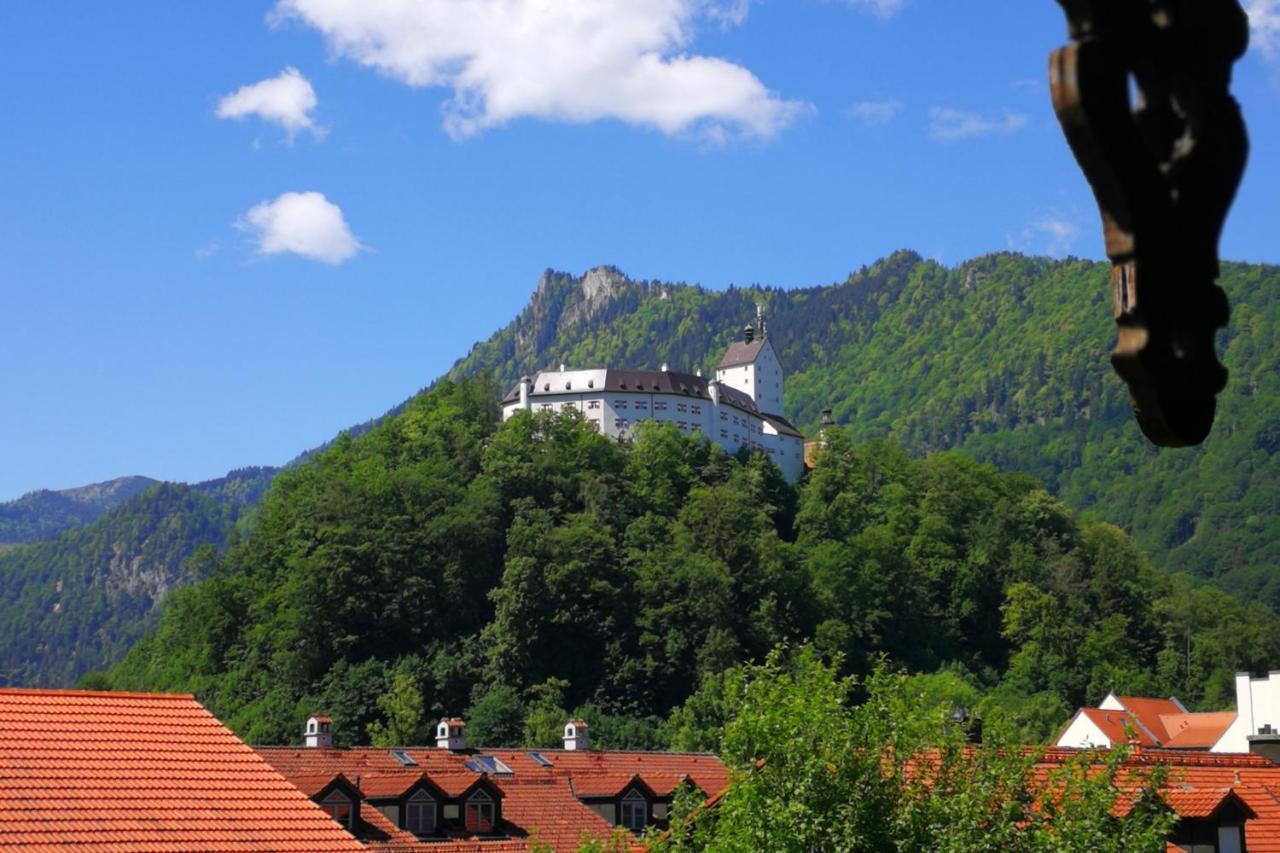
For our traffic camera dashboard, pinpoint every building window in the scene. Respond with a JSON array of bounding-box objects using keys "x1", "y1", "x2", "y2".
[
  {"x1": 719, "y1": 412, "x2": 727, "y2": 422},
  {"x1": 589, "y1": 419, "x2": 601, "y2": 432},
  {"x1": 615, "y1": 400, "x2": 628, "y2": 410},
  {"x1": 654, "y1": 401, "x2": 668, "y2": 411},
  {"x1": 691, "y1": 406, "x2": 701, "y2": 415},
  {"x1": 635, "y1": 400, "x2": 648, "y2": 411},
  {"x1": 561, "y1": 402, "x2": 575, "y2": 410},
  {"x1": 615, "y1": 418, "x2": 629, "y2": 430},
  {"x1": 321, "y1": 791, "x2": 353, "y2": 829},
  {"x1": 406, "y1": 790, "x2": 437, "y2": 835},
  {"x1": 540, "y1": 403, "x2": 552, "y2": 410},
  {"x1": 621, "y1": 790, "x2": 647, "y2": 832},
  {"x1": 587, "y1": 400, "x2": 600, "y2": 410},
  {"x1": 466, "y1": 790, "x2": 495, "y2": 834},
  {"x1": 720, "y1": 429, "x2": 728, "y2": 439},
  {"x1": 677, "y1": 402, "x2": 688, "y2": 413}
]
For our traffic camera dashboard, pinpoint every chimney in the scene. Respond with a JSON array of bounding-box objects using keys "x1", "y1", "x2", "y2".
[
  {"x1": 560, "y1": 363, "x2": 567, "y2": 373},
  {"x1": 436, "y1": 717, "x2": 466, "y2": 751},
  {"x1": 563, "y1": 719, "x2": 589, "y2": 751},
  {"x1": 1249, "y1": 727, "x2": 1280, "y2": 764},
  {"x1": 304, "y1": 714, "x2": 333, "y2": 748},
  {"x1": 661, "y1": 363, "x2": 669, "y2": 373},
  {"x1": 708, "y1": 382, "x2": 720, "y2": 407},
  {"x1": 519, "y1": 376, "x2": 532, "y2": 410}
]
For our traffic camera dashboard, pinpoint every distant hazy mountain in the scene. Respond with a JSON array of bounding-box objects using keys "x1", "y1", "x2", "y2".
[
  {"x1": 0, "y1": 476, "x2": 159, "y2": 544},
  {"x1": 0, "y1": 467, "x2": 276, "y2": 686}
]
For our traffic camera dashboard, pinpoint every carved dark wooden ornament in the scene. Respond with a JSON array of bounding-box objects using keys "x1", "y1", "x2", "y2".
[{"x1": 1049, "y1": 0, "x2": 1249, "y2": 446}]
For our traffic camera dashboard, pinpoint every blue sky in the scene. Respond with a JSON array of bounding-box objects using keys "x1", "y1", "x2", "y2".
[{"x1": 2, "y1": 0, "x2": 1278, "y2": 499}]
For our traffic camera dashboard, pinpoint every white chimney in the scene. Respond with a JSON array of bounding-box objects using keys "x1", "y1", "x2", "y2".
[
  {"x1": 560, "y1": 363, "x2": 567, "y2": 373},
  {"x1": 708, "y1": 382, "x2": 720, "y2": 407},
  {"x1": 304, "y1": 714, "x2": 333, "y2": 748},
  {"x1": 661, "y1": 363, "x2": 669, "y2": 373},
  {"x1": 563, "y1": 719, "x2": 589, "y2": 751},
  {"x1": 437, "y1": 717, "x2": 466, "y2": 751}
]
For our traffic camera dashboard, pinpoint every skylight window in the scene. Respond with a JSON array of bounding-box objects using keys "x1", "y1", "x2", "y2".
[
  {"x1": 464, "y1": 755, "x2": 514, "y2": 776},
  {"x1": 529, "y1": 752, "x2": 552, "y2": 767},
  {"x1": 390, "y1": 749, "x2": 418, "y2": 766}
]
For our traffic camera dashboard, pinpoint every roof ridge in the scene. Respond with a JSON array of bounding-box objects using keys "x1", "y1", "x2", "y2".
[{"x1": 0, "y1": 688, "x2": 197, "y2": 700}]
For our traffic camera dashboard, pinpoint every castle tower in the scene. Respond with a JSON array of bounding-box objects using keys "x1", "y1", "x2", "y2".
[{"x1": 714, "y1": 304, "x2": 784, "y2": 415}]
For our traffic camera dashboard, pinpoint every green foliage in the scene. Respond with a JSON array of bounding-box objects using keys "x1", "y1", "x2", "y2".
[
  {"x1": 468, "y1": 685, "x2": 528, "y2": 748},
  {"x1": 106, "y1": 377, "x2": 1280, "y2": 747},
  {"x1": 0, "y1": 468, "x2": 275, "y2": 686},
  {"x1": 0, "y1": 476, "x2": 159, "y2": 544},
  {"x1": 655, "y1": 648, "x2": 1176, "y2": 852},
  {"x1": 448, "y1": 255, "x2": 1280, "y2": 608},
  {"x1": 368, "y1": 670, "x2": 430, "y2": 746}
]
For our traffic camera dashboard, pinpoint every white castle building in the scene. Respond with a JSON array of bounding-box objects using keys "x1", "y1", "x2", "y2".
[{"x1": 501, "y1": 308, "x2": 806, "y2": 482}]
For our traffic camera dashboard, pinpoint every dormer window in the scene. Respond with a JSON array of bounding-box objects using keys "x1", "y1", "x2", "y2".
[
  {"x1": 321, "y1": 790, "x2": 354, "y2": 829},
  {"x1": 406, "y1": 789, "x2": 437, "y2": 836},
  {"x1": 465, "y1": 789, "x2": 496, "y2": 834},
  {"x1": 621, "y1": 789, "x2": 647, "y2": 832}
]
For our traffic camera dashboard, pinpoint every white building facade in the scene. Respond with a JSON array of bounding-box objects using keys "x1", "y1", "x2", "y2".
[{"x1": 501, "y1": 318, "x2": 806, "y2": 482}]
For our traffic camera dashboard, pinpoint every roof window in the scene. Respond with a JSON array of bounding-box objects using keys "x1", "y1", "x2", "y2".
[
  {"x1": 321, "y1": 790, "x2": 354, "y2": 829},
  {"x1": 465, "y1": 789, "x2": 496, "y2": 834},
  {"x1": 464, "y1": 755, "x2": 514, "y2": 776},
  {"x1": 390, "y1": 750, "x2": 418, "y2": 766},
  {"x1": 621, "y1": 789, "x2": 647, "y2": 832}
]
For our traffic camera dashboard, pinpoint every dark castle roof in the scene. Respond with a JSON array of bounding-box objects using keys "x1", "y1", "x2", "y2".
[{"x1": 716, "y1": 339, "x2": 766, "y2": 369}]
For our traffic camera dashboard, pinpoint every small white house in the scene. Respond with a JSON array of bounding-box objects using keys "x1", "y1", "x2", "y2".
[{"x1": 304, "y1": 714, "x2": 333, "y2": 748}]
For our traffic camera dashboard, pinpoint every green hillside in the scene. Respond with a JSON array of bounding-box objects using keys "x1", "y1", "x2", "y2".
[
  {"x1": 0, "y1": 467, "x2": 276, "y2": 686},
  {"x1": 0, "y1": 476, "x2": 159, "y2": 544},
  {"x1": 106, "y1": 381, "x2": 1280, "y2": 747},
  {"x1": 447, "y1": 254, "x2": 1280, "y2": 605}
]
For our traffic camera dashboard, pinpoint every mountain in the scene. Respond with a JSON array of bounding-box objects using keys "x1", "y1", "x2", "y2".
[
  {"x1": 0, "y1": 467, "x2": 276, "y2": 686},
  {"x1": 446, "y1": 254, "x2": 1280, "y2": 606},
  {"x1": 106, "y1": 379, "x2": 1280, "y2": 747},
  {"x1": 0, "y1": 476, "x2": 159, "y2": 544}
]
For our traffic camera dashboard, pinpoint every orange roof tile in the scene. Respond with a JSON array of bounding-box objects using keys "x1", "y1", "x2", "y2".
[
  {"x1": 256, "y1": 745, "x2": 728, "y2": 852},
  {"x1": 1080, "y1": 708, "x2": 1160, "y2": 747},
  {"x1": 1115, "y1": 697, "x2": 1185, "y2": 742},
  {"x1": 1159, "y1": 712, "x2": 1237, "y2": 749},
  {"x1": 0, "y1": 688, "x2": 365, "y2": 852}
]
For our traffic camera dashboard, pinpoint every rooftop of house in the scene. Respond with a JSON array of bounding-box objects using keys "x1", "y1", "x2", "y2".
[
  {"x1": 716, "y1": 338, "x2": 767, "y2": 370},
  {"x1": 255, "y1": 744, "x2": 730, "y2": 852},
  {"x1": 1059, "y1": 694, "x2": 1237, "y2": 751},
  {"x1": 0, "y1": 688, "x2": 365, "y2": 853}
]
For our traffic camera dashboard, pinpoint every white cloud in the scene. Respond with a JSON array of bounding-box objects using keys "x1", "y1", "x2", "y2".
[
  {"x1": 1009, "y1": 216, "x2": 1081, "y2": 257},
  {"x1": 928, "y1": 107, "x2": 1027, "y2": 142},
  {"x1": 847, "y1": 0, "x2": 907, "y2": 18},
  {"x1": 268, "y1": 0, "x2": 809, "y2": 141},
  {"x1": 237, "y1": 192, "x2": 363, "y2": 265},
  {"x1": 1247, "y1": 0, "x2": 1280, "y2": 61},
  {"x1": 216, "y1": 68, "x2": 321, "y2": 140},
  {"x1": 848, "y1": 99, "x2": 904, "y2": 125}
]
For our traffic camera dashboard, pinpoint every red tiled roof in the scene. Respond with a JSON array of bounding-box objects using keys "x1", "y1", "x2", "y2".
[
  {"x1": 1159, "y1": 712, "x2": 1237, "y2": 749},
  {"x1": 0, "y1": 688, "x2": 365, "y2": 852},
  {"x1": 1115, "y1": 697, "x2": 1185, "y2": 742},
  {"x1": 256, "y1": 746, "x2": 728, "y2": 852},
  {"x1": 1079, "y1": 707, "x2": 1159, "y2": 747},
  {"x1": 1034, "y1": 749, "x2": 1280, "y2": 852}
]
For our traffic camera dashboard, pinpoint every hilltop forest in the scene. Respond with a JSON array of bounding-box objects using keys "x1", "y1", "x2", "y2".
[
  {"x1": 106, "y1": 380, "x2": 1280, "y2": 748},
  {"x1": 446, "y1": 255, "x2": 1280, "y2": 611}
]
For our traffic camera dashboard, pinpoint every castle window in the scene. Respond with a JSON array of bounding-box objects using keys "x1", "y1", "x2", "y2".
[
  {"x1": 321, "y1": 791, "x2": 354, "y2": 829},
  {"x1": 540, "y1": 403, "x2": 552, "y2": 410},
  {"x1": 406, "y1": 790, "x2": 437, "y2": 835},
  {"x1": 719, "y1": 412, "x2": 727, "y2": 422},
  {"x1": 635, "y1": 400, "x2": 648, "y2": 411},
  {"x1": 691, "y1": 406, "x2": 701, "y2": 415},
  {"x1": 720, "y1": 429, "x2": 728, "y2": 439},
  {"x1": 589, "y1": 419, "x2": 601, "y2": 432},
  {"x1": 465, "y1": 790, "x2": 495, "y2": 833},
  {"x1": 587, "y1": 400, "x2": 600, "y2": 410},
  {"x1": 615, "y1": 418, "x2": 629, "y2": 430},
  {"x1": 677, "y1": 402, "x2": 688, "y2": 413},
  {"x1": 655, "y1": 401, "x2": 668, "y2": 411},
  {"x1": 615, "y1": 400, "x2": 627, "y2": 410},
  {"x1": 561, "y1": 402, "x2": 575, "y2": 410},
  {"x1": 621, "y1": 790, "x2": 647, "y2": 832}
]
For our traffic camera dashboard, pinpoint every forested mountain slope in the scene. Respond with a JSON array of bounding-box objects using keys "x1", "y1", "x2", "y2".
[
  {"x1": 0, "y1": 476, "x2": 158, "y2": 544},
  {"x1": 0, "y1": 467, "x2": 276, "y2": 686},
  {"x1": 447, "y1": 254, "x2": 1280, "y2": 605},
  {"x1": 107, "y1": 382, "x2": 1280, "y2": 748}
]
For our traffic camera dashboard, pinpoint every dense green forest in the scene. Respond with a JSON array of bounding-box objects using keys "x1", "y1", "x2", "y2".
[
  {"x1": 447, "y1": 255, "x2": 1280, "y2": 606},
  {"x1": 0, "y1": 476, "x2": 158, "y2": 544},
  {"x1": 0, "y1": 468, "x2": 276, "y2": 686},
  {"x1": 106, "y1": 381, "x2": 1280, "y2": 749}
]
